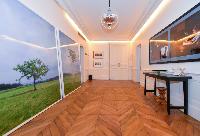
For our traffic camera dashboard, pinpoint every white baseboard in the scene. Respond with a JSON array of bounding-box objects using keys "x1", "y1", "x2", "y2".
[{"x1": 171, "y1": 95, "x2": 200, "y2": 121}]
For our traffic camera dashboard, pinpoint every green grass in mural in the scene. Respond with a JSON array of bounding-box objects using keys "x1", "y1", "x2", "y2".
[
  {"x1": 0, "y1": 74, "x2": 81, "y2": 135},
  {"x1": 63, "y1": 74, "x2": 81, "y2": 95}
]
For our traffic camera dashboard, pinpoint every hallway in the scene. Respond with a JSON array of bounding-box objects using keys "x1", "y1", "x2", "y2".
[{"x1": 10, "y1": 80, "x2": 200, "y2": 136}]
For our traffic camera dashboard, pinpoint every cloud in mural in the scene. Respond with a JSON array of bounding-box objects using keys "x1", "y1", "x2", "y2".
[
  {"x1": 0, "y1": 39, "x2": 58, "y2": 84},
  {"x1": 0, "y1": 0, "x2": 56, "y2": 48},
  {"x1": 0, "y1": 0, "x2": 79, "y2": 84}
]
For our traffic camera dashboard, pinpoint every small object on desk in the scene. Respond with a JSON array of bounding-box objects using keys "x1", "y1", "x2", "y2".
[
  {"x1": 152, "y1": 69, "x2": 167, "y2": 75},
  {"x1": 172, "y1": 68, "x2": 186, "y2": 76}
]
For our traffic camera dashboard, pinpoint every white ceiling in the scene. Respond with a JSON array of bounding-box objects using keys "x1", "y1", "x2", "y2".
[{"x1": 56, "y1": 0, "x2": 162, "y2": 41}]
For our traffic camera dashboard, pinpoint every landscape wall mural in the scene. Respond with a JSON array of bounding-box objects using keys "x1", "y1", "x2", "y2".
[
  {"x1": 0, "y1": 0, "x2": 80, "y2": 135},
  {"x1": 149, "y1": 3, "x2": 200, "y2": 64}
]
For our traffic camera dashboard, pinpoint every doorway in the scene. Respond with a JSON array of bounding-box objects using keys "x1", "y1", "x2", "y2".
[
  {"x1": 80, "y1": 46, "x2": 84, "y2": 83},
  {"x1": 109, "y1": 44, "x2": 129, "y2": 80},
  {"x1": 136, "y1": 44, "x2": 141, "y2": 83}
]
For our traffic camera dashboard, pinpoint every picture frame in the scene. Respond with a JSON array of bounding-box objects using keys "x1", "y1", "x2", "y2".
[
  {"x1": 93, "y1": 51, "x2": 104, "y2": 59},
  {"x1": 149, "y1": 3, "x2": 200, "y2": 64},
  {"x1": 93, "y1": 59, "x2": 103, "y2": 68}
]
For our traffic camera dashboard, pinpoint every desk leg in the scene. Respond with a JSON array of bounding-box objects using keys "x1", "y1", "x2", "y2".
[
  {"x1": 183, "y1": 80, "x2": 188, "y2": 115},
  {"x1": 154, "y1": 78, "x2": 157, "y2": 96},
  {"x1": 144, "y1": 75, "x2": 147, "y2": 95},
  {"x1": 166, "y1": 80, "x2": 170, "y2": 115}
]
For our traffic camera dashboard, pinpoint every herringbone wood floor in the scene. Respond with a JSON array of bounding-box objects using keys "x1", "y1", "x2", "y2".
[{"x1": 10, "y1": 80, "x2": 200, "y2": 136}]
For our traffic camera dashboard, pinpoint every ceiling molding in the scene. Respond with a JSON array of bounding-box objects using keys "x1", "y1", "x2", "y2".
[
  {"x1": 63, "y1": 0, "x2": 91, "y2": 38},
  {"x1": 55, "y1": 0, "x2": 90, "y2": 42},
  {"x1": 128, "y1": 0, "x2": 161, "y2": 40},
  {"x1": 56, "y1": 0, "x2": 167, "y2": 42},
  {"x1": 131, "y1": 0, "x2": 171, "y2": 42}
]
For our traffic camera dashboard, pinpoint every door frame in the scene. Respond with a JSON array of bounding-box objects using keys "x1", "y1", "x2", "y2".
[
  {"x1": 109, "y1": 43, "x2": 129, "y2": 80},
  {"x1": 80, "y1": 46, "x2": 84, "y2": 83},
  {"x1": 136, "y1": 44, "x2": 141, "y2": 83},
  {"x1": 109, "y1": 43, "x2": 111, "y2": 80}
]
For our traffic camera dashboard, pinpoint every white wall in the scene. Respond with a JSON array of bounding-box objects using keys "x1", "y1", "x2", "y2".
[
  {"x1": 132, "y1": 0, "x2": 200, "y2": 120},
  {"x1": 88, "y1": 43, "x2": 110, "y2": 80},
  {"x1": 88, "y1": 43, "x2": 133, "y2": 80},
  {"x1": 19, "y1": 0, "x2": 89, "y2": 82}
]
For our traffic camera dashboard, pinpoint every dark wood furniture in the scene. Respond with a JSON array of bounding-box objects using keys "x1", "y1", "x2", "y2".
[
  {"x1": 143, "y1": 72, "x2": 192, "y2": 115},
  {"x1": 156, "y1": 87, "x2": 167, "y2": 104}
]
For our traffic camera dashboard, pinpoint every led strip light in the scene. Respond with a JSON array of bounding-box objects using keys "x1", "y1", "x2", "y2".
[
  {"x1": 131, "y1": 0, "x2": 171, "y2": 42},
  {"x1": 1, "y1": 1, "x2": 171, "y2": 48},
  {"x1": 0, "y1": 35, "x2": 79, "y2": 49},
  {"x1": 60, "y1": 0, "x2": 171, "y2": 43}
]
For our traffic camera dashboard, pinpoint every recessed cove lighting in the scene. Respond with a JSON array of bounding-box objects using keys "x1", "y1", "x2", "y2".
[{"x1": 131, "y1": 0, "x2": 171, "y2": 42}]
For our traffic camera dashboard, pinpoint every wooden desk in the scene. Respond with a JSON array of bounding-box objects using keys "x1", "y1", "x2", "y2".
[{"x1": 143, "y1": 72, "x2": 192, "y2": 115}]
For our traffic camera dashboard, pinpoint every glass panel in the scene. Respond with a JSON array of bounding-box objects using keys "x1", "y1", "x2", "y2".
[
  {"x1": 0, "y1": 1, "x2": 60, "y2": 135},
  {"x1": 59, "y1": 31, "x2": 81, "y2": 95}
]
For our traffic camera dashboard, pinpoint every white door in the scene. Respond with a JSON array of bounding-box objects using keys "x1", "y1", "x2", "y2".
[{"x1": 109, "y1": 44, "x2": 129, "y2": 80}]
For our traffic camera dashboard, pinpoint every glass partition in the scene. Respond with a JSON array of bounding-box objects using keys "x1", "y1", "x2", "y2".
[
  {"x1": 0, "y1": 1, "x2": 60, "y2": 135},
  {"x1": 59, "y1": 31, "x2": 81, "y2": 95},
  {"x1": 0, "y1": 1, "x2": 83, "y2": 135}
]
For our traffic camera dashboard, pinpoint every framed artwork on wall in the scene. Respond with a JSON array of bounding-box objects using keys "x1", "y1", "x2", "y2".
[
  {"x1": 149, "y1": 30, "x2": 170, "y2": 64},
  {"x1": 93, "y1": 51, "x2": 104, "y2": 59},
  {"x1": 149, "y1": 3, "x2": 200, "y2": 64},
  {"x1": 93, "y1": 59, "x2": 103, "y2": 68}
]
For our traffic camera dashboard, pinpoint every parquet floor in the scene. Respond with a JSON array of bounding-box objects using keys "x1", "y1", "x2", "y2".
[{"x1": 10, "y1": 80, "x2": 200, "y2": 136}]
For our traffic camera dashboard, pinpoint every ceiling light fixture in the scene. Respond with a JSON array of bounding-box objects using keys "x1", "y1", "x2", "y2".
[{"x1": 101, "y1": 0, "x2": 118, "y2": 30}]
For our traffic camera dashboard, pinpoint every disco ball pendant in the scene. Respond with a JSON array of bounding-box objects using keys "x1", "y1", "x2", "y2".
[{"x1": 101, "y1": 8, "x2": 118, "y2": 30}]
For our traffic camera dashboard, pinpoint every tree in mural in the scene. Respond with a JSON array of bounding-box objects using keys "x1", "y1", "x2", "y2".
[
  {"x1": 14, "y1": 58, "x2": 49, "y2": 90},
  {"x1": 68, "y1": 48, "x2": 79, "y2": 83}
]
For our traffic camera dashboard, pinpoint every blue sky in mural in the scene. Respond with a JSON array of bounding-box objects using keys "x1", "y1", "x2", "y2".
[
  {"x1": 59, "y1": 31, "x2": 75, "y2": 46},
  {"x1": 0, "y1": 40, "x2": 58, "y2": 84},
  {"x1": 0, "y1": 0, "x2": 78, "y2": 84},
  {"x1": 0, "y1": 0, "x2": 55, "y2": 48},
  {"x1": 0, "y1": 0, "x2": 58, "y2": 84}
]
